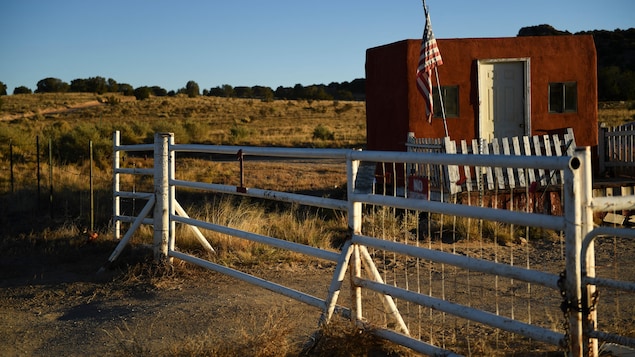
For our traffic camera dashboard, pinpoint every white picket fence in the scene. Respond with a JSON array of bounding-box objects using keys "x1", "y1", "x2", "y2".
[
  {"x1": 599, "y1": 121, "x2": 635, "y2": 177},
  {"x1": 406, "y1": 128, "x2": 576, "y2": 195},
  {"x1": 105, "y1": 131, "x2": 635, "y2": 357}
]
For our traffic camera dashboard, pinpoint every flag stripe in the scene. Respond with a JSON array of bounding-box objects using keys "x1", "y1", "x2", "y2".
[{"x1": 416, "y1": 6, "x2": 443, "y2": 123}]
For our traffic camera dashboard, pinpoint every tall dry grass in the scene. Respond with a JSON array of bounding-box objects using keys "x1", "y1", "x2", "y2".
[
  {"x1": 0, "y1": 93, "x2": 365, "y2": 235},
  {"x1": 598, "y1": 100, "x2": 635, "y2": 127}
]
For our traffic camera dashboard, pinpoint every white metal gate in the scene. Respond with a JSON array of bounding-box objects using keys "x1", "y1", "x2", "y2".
[{"x1": 106, "y1": 131, "x2": 635, "y2": 357}]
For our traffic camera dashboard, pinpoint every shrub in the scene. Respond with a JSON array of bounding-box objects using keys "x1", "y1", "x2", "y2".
[
  {"x1": 230, "y1": 125, "x2": 252, "y2": 141},
  {"x1": 313, "y1": 124, "x2": 334, "y2": 140},
  {"x1": 133, "y1": 86, "x2": 151, "y2": 100}
]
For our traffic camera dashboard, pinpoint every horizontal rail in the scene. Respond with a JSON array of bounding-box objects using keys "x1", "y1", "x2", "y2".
[
  {"x1": 588, "y1": 330, "x2": 635, "y2": 349},
  {"x1": 370, "y1": 328, "x2": 461, "y2": 357},
  {"x1": 172, "y1": 215, "x2": 341, "y2": 262},
  {"x1": 115, "y1": 215, "x2": 153, "y2": 225},
  {"x1": 601, "y1": 162, "x2": 635, "y2": 168},
  {"x1": 353, "y1": 277, "x2": 565, "y2": 347},
  {"x1": 353, "y1": 234, "x2": 560, "y2": 290},
  {"x1": 169, "y1": 250, "x2": 350, "y2": 316},
  {"x1": 351, "y1": 192, "x2": 565, "y2": 231},
  {"x1": 590, "y1": 195, "x2": 635, "y2": 212},
  {"x1": 115, "y1": 143, "x2": 154, "y2": 152},
  {"x1": 114, "y1": 191, "x2": 154, "y2": 200},
  {"x1": 171, "y1": 179, "x2": 348, "y2": 211},
  {"x1": 604, "y1": 130, "x2": 635, "y2": 137},
  {"x1": 115, "y1": 167, "x2": 155, "y2": 175},
  {"x1": 348, "y1": 149, "x2": 578, "y2": 171},
  {"x1": 172, "y1": 143, "x2": 351, "y2": 159},
  {"x1": 583, "y1": 276, "x2": 635, "y2": 292}
]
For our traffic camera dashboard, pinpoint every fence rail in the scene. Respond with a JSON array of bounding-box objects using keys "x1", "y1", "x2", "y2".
[{"x1": 106, "y1": 131, "x2": 635, "y2": 357}]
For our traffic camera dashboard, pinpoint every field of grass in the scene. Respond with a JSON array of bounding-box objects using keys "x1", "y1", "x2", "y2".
[
  {"x1": 1, "y1": 94, "x2": 634, "y2": 356},
  {"x1": 0, "y1": 92, "x2": 366, "y2": 232}
]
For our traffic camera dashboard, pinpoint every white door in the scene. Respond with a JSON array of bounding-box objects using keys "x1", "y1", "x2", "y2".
[{"x1": 479, "y1": 61, "x2": 527, "y2": 141}]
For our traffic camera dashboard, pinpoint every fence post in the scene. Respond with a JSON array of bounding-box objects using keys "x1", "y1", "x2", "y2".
[
  {"x1": 168, "y1": 134, "x2": 176, "y2": 263},
  {"x1": 9, "y1": 140, "x2": 14, "y2": 192},
  {"x1": 89, "y1": 140, "x2": 94, "y2": 232},
  {"x1": 49, "y1": 138, "x2": 53, "y2": 219},
  {"x1": 347, "y1": 150, "x2": 363, "y2": 323},
  {"x1": 113, "y1": 131, "x2": 121, "y2": 241},
  {"x1": 597, "y1": 124, "x2": 606, "y2": 174},
  {"x1": 578, "y1": 147, "x2": 598, "y2": 357},
  {"x1": 564, "y1": 151, "x2": 584, "y2": 356},
  {"x1": 37, "y1": 136, "x2": 41, "y2": 211},
  {"x1": 154, "y1": 132, "x2": 171, "y2": 263}
]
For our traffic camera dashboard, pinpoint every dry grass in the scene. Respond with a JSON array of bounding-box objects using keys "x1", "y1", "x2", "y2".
[
  {"x1": 598, "y1": 100, "x2": 635, "y2": 127},
  {"x1": 170, "y1": 196, "x2": 347, "y2": 267}
]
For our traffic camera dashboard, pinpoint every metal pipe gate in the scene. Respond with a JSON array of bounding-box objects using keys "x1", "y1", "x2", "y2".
[{"x1": 106, "y1": 131, "x2": 635, "y2": 357}]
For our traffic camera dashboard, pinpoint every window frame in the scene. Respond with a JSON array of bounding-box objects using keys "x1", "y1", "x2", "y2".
[
  {"x1": 548, "y1": 82, "x2": 577, "y2": 113},
  {"x1": 432, "y1": 85, "x2": 459, "y2": 118}
]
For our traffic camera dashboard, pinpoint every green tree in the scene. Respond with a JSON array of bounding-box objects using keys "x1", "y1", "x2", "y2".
[
  {"x1": 151, "y1": 86, "x2": 168, "y2": 96},
  {"x1": 70, "y1": 78, "x2": 88, "y2": 92},
  {"x1": 86, "y1": 76, "x2": 108, "y2": 94},
  {"x1": 13, "y1": 86, "x2": 32, "y2": 94},
  {"x1": 107, "y1": 78, "x2": 119, "y2": 93},
  {"x1": 36, "y1": 77, "x2": 69, "y2": 93},
  {"x1": 234, "y1": 86, "x2": 253, "y2": 98},
  {"x1": 134, "y1": 86, "x2": 152, "y2": 100},
  {"x1": 222, "y1": 84, "x2": 234, "y2": 97},
  {"x1": 0, "y1": 81, "x2": 6, "y2": 95},
  {"x1": 185, "y1": 80, "x2": 200, "y2": 98},
  {"x1": 119, "y1": 83, "x2": 134, "y2": 96},
  {"x1": 253, "y1": 85, "x2": 274, "y2": 102}
]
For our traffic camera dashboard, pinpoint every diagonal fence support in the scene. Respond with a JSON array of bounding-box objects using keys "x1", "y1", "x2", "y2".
[
  {"x1": 173, "y1": 200, "x2": 215, "y2": 254},
  {"x1": 97, "y1": 196, "x2": 155, "y2": 274}
]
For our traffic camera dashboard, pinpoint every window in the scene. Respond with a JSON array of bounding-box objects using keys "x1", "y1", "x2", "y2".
[
  {"x1": 432, "y1": 85, "x2": 459, "y2": 117},
  {"x1": 549, "y1": 82, "x2": 577, "y2": 113}
]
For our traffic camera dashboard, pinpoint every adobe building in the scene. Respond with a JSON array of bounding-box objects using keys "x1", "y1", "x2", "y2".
[{"x1": 365, "y1": 35, "x2": 598, "y2": 152}]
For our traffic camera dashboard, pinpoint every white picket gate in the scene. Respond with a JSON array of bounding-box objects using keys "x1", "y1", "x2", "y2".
[{"x1": 105, "y1": 131, "x2": 635, "y2": 357}]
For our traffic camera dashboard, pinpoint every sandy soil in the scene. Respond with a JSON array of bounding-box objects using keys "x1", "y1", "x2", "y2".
[{"x1": 0, "y1": 241, "x2": 334, "y2": 357}]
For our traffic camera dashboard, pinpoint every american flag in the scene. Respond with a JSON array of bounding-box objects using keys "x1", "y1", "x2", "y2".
[{"x1": 416, "y1": 4, "x2": 443, "y2": 122}]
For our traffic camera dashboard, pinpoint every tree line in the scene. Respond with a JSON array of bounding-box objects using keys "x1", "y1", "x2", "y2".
[
  {"x1": 0, "y1": 76, "x2": 366, "y2": 102},
  {"x1": 2, "y1": 27, "x2": 633, "y2": 101}
]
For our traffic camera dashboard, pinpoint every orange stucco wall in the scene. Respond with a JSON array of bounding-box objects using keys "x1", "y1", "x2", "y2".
[{"x1": 366, "y1": 36, "x2": 598, "y2": 151}]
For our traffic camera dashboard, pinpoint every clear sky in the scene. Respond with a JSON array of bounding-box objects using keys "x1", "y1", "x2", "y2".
[{"x1": 1, "y1": 0, "x2": 633, "y2": 93}]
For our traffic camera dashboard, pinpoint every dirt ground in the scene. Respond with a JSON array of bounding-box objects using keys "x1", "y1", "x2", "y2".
[
  {"x1": 1, "y1": 234, "x2": 633, "y2": 357},
  {"x1": 0, "y1": 241, "x2": 339, "y2": 357}
]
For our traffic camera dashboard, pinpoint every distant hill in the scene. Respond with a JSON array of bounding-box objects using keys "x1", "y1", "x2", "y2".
[{"x1": 518, "y1": 25, "x2": 635, "y2": 101}]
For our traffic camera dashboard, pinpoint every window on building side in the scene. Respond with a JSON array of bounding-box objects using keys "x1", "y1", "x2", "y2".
[
  {"x1": 433, "y1": 86, "x2": 459, "y2": 117},
  {"x1": 549, "y1": 82, "x2": 577, "y2": 113}
]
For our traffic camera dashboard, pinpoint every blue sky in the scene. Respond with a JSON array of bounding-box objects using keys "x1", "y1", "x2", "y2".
[{"x1": 1, "y1": 0, "x2": 633, "y2": 93}]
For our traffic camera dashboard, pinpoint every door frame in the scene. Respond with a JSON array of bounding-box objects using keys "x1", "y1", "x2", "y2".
[{"x1": 477, "y1": 58, "x2": 531, "y2": 140}]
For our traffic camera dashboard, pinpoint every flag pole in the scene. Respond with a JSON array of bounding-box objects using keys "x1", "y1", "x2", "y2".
[
  {"x1": 434, "y1": 66, "x2": 449, "y2": 137},
  {"x1": 419, "y1": 0, "x2": 448, "y2": 137}
]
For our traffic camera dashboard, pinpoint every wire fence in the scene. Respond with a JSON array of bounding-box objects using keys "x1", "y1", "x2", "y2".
[{"x1": 0, "y1": 137, "x2": 113, "y2": 230}]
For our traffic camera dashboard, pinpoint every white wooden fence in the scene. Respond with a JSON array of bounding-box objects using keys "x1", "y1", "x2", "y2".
[
  {"x1": 599, "y1": 121, "x2": 635, "y2": 177},
  {"x1": 406, "y1": 128, "x2": 577, "y2": 195},
  {"x1": 105, "y1": 131, "x2": 635, "y2": 357}
]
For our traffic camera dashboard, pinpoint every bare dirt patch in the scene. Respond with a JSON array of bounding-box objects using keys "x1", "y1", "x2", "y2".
[{"x1": 0, "y1": 240, "x2": 336, "y2": 356}]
